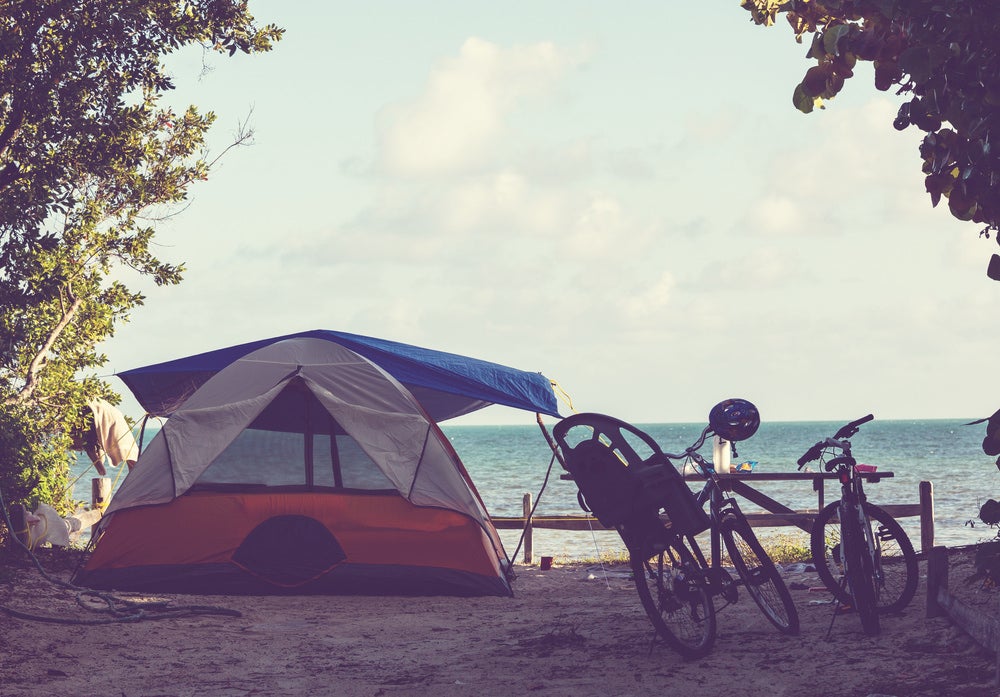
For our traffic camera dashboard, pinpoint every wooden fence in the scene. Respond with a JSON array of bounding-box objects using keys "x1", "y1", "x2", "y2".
[
  {"x1": 926, "y1": 546, "x2": 1000, "y2": 686},
  {"x1": 493, "y1": 475, "x2": 934, "y2": 564}
]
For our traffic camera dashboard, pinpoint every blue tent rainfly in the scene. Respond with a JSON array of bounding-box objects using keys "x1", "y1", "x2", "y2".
[{"x1": 118, "y1": 329, "x2": 561, "y2": 422}]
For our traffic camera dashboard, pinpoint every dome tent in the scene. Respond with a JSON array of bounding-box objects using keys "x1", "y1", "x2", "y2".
[{"x1": 74, "y1": 334, "x2": 558, "y2": 596}]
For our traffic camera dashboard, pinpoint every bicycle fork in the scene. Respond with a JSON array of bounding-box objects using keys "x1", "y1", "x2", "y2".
[{"x1": 707, "y1": 491, "x2": 742, "y2": 604}]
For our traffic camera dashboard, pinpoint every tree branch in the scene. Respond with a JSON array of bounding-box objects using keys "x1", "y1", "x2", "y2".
[{"x1": 3, "y1": 291, "x2": 83, "y2": 406}]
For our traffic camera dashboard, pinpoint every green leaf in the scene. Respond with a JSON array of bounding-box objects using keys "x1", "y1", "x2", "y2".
[
  {"x1": 869, "y1": 0, "x2": 897, "y2": 19},
  {"x1": 823, "y1": 25, "x2": 852, "y2": 57},
  {"x1": 802, "y1": 65, "x2": 831, "y2": 97},
  {"x1": 948, "y1": 183, "x2": 978, "y2": 220},
  {"x1": 793, "y1": 83, "x2": 816, "y2": 113},
  {"x1": 806, "y1": 34, "x2": 827, "y2": 60},
  {"x1": 898, "y1": 44, "x2": 951, "y2": 84}
]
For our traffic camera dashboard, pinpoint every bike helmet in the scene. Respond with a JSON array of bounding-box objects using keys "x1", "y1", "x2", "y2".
[{"x1": 708, "y1": 398, "x2": 760, "y2": 442}]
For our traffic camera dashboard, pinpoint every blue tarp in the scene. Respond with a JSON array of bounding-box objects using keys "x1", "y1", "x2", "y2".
[{"x1": 118, "y1": 329, "x2": 561, "y2": 422}]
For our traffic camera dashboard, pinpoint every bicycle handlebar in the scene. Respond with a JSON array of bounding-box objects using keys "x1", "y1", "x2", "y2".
[
  {"x1": 796, "y1": 442, "x2": 825, "y2": 469},
  {"x1": 796, "y1": 414, "x2": 874, "y2": 469},
  {"x1": 833, "y1": 413, "x2": 874, "y2": 440},
  {"x1": 661, "y1": 424, "x2": 713, "y2": 463}
]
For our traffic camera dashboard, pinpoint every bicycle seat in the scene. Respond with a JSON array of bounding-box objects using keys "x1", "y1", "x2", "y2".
[
  {"x1": 559, "y1": 438, "x2": 643, "y2": 527},
  {"x1": 553, "y1": 413, "x2": 710, "y2": 537}
]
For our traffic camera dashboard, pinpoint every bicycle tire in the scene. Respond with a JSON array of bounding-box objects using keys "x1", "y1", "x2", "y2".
[
  {"x1": 842, "y1": 510, "x2": 880, "y2": 635},
  {"x1": 810, "y1": 501, "x2": 918, "y2": 614},
  {"x1": 631, "y1": 538, "x2": 716, "y2": 658},
  {"x1": 719, "y1": 513, "x2": 800, "y2": 635}
]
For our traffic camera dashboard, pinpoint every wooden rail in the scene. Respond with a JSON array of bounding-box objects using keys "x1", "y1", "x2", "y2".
[
  {"x1": 493, "y1": 474, "x2": 934, "y2": 564},
  {"x1": 926, "y1": 546, "x2": 1000, "y2": 686}
]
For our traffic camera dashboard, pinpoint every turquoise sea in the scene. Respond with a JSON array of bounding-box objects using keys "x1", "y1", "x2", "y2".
[
  {"x1": 70, "y1": 418, "x2": 1000, "y2": 561},
  {"x1": 447, "y1": 418, "x2": 1000, "y2": 560}
]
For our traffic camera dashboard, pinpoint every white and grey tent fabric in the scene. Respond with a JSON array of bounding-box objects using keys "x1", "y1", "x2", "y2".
[{"x1": 74, "y1": 335, "x2": 559, "y2": 596}]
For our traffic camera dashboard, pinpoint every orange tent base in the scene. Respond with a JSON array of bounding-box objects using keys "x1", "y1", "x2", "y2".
[{"x1": 74, "y1": 491, "x2": 512, "y2": 597}]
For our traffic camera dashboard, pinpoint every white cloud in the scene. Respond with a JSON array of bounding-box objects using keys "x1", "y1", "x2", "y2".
[
  {"x1": 733, "y1": 97, "x2": 920, "y2": 240},
  {"x1": 682, "y1": 110, "x2": 742, "y2": 145},
  {"x1": 724, "y1": 246, "x2": 798, "y2": 286},
  {"x1": 435, "y1": 169, "x2": 566, "y2": 234},
  {"x1": 565, "y1": 194, "x2": 630, "y2": 257},
  {"x1": 377, "y1": 37, "x2": 590, "y2": 176},
  {"x1": 748, "y1": 195, "x2": 802, "y2": 235},
  {"x1": 620, "y1": 272, "x2": 675, "y2": 320}
]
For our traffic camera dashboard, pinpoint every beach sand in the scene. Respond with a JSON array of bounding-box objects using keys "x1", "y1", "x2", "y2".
[{"x1": 0, "y1": 548, "x2": 997, "y2": 697}]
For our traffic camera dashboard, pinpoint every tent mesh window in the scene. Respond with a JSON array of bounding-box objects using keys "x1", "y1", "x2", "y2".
[{"x1": 194, "y1": 379, "x2": 396, "y2": 491}]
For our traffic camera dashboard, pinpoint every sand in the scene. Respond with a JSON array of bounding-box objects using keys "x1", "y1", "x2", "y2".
[{"x1": 0, "y1": 548, "x2": 998, "y2": 697}]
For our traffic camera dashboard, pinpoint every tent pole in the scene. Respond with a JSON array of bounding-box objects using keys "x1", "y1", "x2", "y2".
[{"x1": 535, "y1": 414, "x2": 566, "y2": 469}]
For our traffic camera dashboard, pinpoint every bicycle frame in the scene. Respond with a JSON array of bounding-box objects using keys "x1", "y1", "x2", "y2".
[
  {"x1": 834, "y1": 463, "x2": 883, "y2": 598},
  {"x1": 798, "y1": 414, "x2": 920, "y2": 634},
  {"x1": 667, "y1": 434, "x2": 747, "y2": 602},
  {"x1": 702, "y1": 478, "x2": 745, "y2": 567}
]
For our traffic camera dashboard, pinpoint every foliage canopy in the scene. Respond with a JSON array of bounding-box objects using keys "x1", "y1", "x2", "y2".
[
  {"x1": 741, "y1": 0, "x2": 1000, "y2": 272},
  {"x1": 0, "y1": 0, "x2": 281, "y2": 517}
]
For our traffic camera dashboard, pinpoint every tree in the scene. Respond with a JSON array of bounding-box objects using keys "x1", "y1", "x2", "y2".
[
  {"x1": 0, "y1": 0, "x2": 282, "y2": 524},
  {"x1": 741, "y1": 1, "x2": 1000, "y2": 277}
]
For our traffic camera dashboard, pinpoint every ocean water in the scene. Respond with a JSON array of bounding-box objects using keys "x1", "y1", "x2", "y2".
[
  {"x1": 69, "y1": 418, "x2": 1000, "y2": 561},
  {"x1": 445, "y1": 419, "x2": 1000, "y2": 561}
]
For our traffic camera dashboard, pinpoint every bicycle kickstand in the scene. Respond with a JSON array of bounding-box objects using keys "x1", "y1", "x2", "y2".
[{"x1": 824, "y1": 576, "x2": 851, "y2": 640}]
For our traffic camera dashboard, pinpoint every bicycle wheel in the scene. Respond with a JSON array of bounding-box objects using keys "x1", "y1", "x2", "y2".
[
  {"x1": 631, "y1": 538, "x2": 716, "y2": 658},
  {"x1": 719, "y1": 513, "x2": 800, "y2": 635},
  {"x1": 810, "y1": 501, "x2": 918, "y2": 614},
  {"x1": 842, "y1": 511, "x2": 880, "y2": 635}
]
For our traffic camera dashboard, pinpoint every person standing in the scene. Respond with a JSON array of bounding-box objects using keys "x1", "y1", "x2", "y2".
[
  {"x1": 70, "y1": 398, "x2": 139, "y2": 475},
  {"x1": 10, "y1": 399, "x2": 139, "y2": 549}
]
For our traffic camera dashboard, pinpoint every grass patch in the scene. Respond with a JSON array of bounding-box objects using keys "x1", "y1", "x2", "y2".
[
  {"x1": 757, "y1": 532, "x2": 812, "y2": 564},
  {"x1": 719, "y1": 531, "x2": 812, "y2": 566},
  {"x1": 529, "y1": 530, "x2": 812, "y2": 568},
  {"x1": 555, "y1": 548, "x2": 630, "y2": 566}
]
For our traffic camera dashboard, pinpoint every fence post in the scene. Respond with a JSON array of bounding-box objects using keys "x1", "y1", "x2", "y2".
[
  {"x1": 926, "y1": 545, "x2": 948, "y2": 618},
  {"x1": 812, "y1": 475, "x2": 825, "y2": 512},
  {"x1": 522, "y1": 492, "x2": 533, "y2": 564},
  {"x1": 92, "y1": 477, "x2": 111, "y2": 510},
  {"x1": 919, "y1": 480, "x2": 935, "y2": 553}
]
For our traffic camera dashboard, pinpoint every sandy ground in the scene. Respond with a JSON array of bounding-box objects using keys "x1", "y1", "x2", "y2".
[{"x1": 1, "y1": 548, "x2": 998, "y2": 697}]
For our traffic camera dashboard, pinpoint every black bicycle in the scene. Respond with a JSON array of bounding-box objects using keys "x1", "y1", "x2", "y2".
[
  {"x1": 797, "y1": 415, "x2": 918, "y2": 635},
  {"x1": 552, "y1": 399, "x2": 798, "y2": 658},
  {"x1": 676, "y1": 404, "x2": 799, "y2": 637}
]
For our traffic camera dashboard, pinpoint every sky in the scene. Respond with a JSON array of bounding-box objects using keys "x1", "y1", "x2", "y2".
[{"x1": 102, "y1": 1, "x2": 1000, "y2": 426}]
